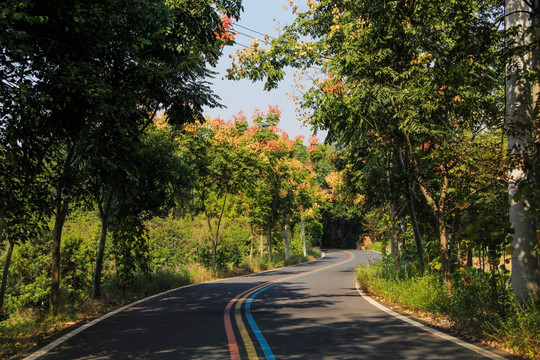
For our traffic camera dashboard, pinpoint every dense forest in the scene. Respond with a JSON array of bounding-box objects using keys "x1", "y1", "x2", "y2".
[{"x1": 1, "y1": 0, "x2": 540, "y2": 358}]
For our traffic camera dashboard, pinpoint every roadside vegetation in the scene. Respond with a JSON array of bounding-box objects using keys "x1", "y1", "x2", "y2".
[
  {"x1": 357, "y1": 259, "x2": 540, "y2": 359},
  {"x1": 230, "y1": 1, "x2": 540, "y2": 359},
  {"x1": 3, "y1": 1, "x2": 540, "y2": 360},
  {"x1": 0, "y1": 208, "x2": 321, "y2": 359}
]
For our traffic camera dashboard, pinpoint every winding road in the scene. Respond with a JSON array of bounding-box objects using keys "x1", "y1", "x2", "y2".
[{"x1": 24, "y1": 250, "x2": 515, "y2": 359}]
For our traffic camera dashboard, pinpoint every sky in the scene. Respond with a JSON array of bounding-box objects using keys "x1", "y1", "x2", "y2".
[{"x1": 203, "y1": 0, "x2": 327, "y2": 143}]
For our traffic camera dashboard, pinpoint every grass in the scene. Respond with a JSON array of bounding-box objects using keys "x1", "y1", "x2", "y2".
[
  {"x1": 357, "y1": 260, "x2": 540, "y2": 359},
  {"x1": 0, "y1": 300, "x2": 115, "y2": 359},
  {"x1": 0, "y1": 250, "x2": 321, "y2": 359},
  {"x1": 365, "y1": 241, "x2": 385, "y2": 253}
]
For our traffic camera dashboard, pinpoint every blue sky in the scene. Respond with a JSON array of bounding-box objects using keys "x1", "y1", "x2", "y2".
[{"x1": 203, "y1": 0, "x2": 327, "y2": 142}]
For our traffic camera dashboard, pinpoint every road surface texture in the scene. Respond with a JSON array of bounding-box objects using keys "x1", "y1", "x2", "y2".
[{"x1": 24, "y1": 250, "x2": 517, "y2": 360}]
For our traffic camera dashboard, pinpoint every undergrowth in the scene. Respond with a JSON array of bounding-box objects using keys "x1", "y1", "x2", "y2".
[
  {"x1": 0, "y1": 250, "x2": 320, "y2": 359},
  {"x1": 357, "y1": 258, "x2": 540, "y2": 359}
]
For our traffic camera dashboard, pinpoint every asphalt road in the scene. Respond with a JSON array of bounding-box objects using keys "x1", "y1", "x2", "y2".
[{"x1": 24, "y1": 250, "x2": 516, "y2": 360}]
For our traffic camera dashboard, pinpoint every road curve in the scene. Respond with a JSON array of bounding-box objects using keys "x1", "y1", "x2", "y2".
[{"x1": 24, "y1": 250, "x2": 515, "y2": 360}]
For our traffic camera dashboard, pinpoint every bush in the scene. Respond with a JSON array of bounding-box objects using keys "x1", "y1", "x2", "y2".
[{"x1": 6, "y1": 232, "x2": 52, "y2": 313}]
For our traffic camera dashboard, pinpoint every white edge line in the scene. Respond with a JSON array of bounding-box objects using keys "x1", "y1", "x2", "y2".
[
  {"x1": 354, "y1": 282, "x2": 507, "y2": 360},
  {"x1": 23, "y1": 252, "x2": 327, "y2": 360}
]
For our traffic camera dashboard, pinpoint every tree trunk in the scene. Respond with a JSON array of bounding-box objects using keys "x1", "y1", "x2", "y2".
[
  {"x1": 403, "y1": 130, "x2": 450, "y2": 285},
  {"x1": 51, "y1": 142, "x2": 74, "y2": 314},
  {"x1": 266, "y1": 222, "x2": 273, "y2": 254},
  {"x1": 260, "y1": 232, "x2": 264, "y2": 256},
  {"x1": 531, "y1": 0, "x2": 540, "y2": 289},
  {"x1": 284, "y1": 221, "x2": 290, "y2": 261},
  {"x1": 388, "y1": 202, "x2": 400, "y2": 262},
  {"x1": 408, "y1": 195, "x2": 425, "y2": 271},
  {"x1": 466, "y1": 240, "x2": 473, "y2": 268},
  {"x1": 300, "y1": 217, "x2": 307, "y2": 257},
  {"x1": 506, "y1": 0, "x2": 540, "y2": 300},
  {"x1": 204, "y1": 190, "x2": 229, "y2": 269},
  {"x1": 397, "y1": 147, "x2": 425, "y2": 270},
  {"x1": 212, "y1": 242, "x2": 218, "y2": 269},
  {"x1": 93, "y1": 191, "x2": 113, "y2": 299},
  {"x1": 0, "y1": 240, "x2": 15, "y2": 314},
  {"x1": 249, "y1": 223, "x2": 254, "y2": 260},
  {"x1": 438, "y1": 215, "x2": 450, "y2": 285},
  {"x1": 51, "y1": 190, "x2": 68, "y2": 314}
]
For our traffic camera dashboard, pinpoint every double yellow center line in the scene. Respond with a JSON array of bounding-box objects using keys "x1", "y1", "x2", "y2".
[{"x1": 224, "y1": 251, "x2": 356, "y2": 360}]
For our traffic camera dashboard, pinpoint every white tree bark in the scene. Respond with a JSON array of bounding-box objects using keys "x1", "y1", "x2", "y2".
[
  {"x1": 506, "y1": 0, "x2": 540, "y2": 300},
  {"x1": 259, "y1": 232, "x2": 264, "y2": 256},
  {"x1": 301, "y1": 217, "x2": 307, "y2": 257},
  {"x1": 284, "y1": 222, "x2": 291, "y2": 261}
]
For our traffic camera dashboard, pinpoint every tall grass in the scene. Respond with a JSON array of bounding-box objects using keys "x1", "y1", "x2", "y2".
[
  {"x1": 232, "y1": 248, "x2": 321, "y2": 275},
  {"x1": 357, "y1": 259, "x2": 540, "y2": 359}
]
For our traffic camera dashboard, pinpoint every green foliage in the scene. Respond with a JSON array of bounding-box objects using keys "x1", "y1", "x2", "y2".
[
  {"x1": 1, "y1": 0, "x2": 245, "y2": 312},
  {"x1": 305, "y1": 220, "x2": 323, "y2": 248},
  {"x1": 357, "y1": 260, "x2": 540, "y2": 359},
  {"x1": 366, "y1": 241, "x2": 384, "y2": 253},
  {"x1": 1, "y1": 210, "x2": 320, "y2": 359},
  {"x1": 240, "y1": 249, "x2": 321, "y2": 274},
  {"x1": 229, "y1": 0, "x2": 510, "y2": 284},
  {"x1": 60, "y1": 233, "x2": 94, "y2": 304},
  {"x1": 147, "y1": 216, "x2": 197, "y2": 268},
  {"x1": 110, "y1": 218, "x2": 151, "y2": 290},
  {"x1": 7, "y1": 236, "x2": 51, "y2": 312},
  {"x1": 497, "y1": 301, "x2": 540, "y2": 359}
]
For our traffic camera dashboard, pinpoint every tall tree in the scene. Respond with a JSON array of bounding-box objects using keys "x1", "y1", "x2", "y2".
[
  {"x1": 230, "y1": 0, "x2": 504, "y2": 285},
  {"x1": 505, "y1": 0, "x2": 540, "y2": 300},
  {"x1": 1, "y1": 0, "x2": 243, "y2": 312}
]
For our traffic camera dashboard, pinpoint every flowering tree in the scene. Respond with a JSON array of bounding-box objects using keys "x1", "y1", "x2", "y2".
[
  {"x1": 228, "y1": 0, "x2": 504, "y2": 286},
  {"x1": 179, "y1": 105, "x2": 322, "y2": 263}
]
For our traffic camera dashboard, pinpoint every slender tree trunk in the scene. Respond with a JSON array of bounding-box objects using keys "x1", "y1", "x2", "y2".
[
  {"x1": 0, "y1": 240, "x2": 15, "y2": 314},
  {"x1": 205, "y1": 190, "x2": 229, "y2": 269},
  {"x1": 93, "y1": 191, "x2": 113, "y2": 299},
  {"x1": 466, "y1": 240, "x2": 473, "y2": 268},
  {"x1": 249, "y1": 223, "x2": 254, "y2": 260},
  {"x1": 397, "y1": 148, "x2": 425, "y2": 270},
  {"x1": 51, "y1": 142, "x2": 74, "y2": 314},
  {"x1": 260, "y1": 232, "x2": 264, "y2": 256},
  {"x1": 388, "y1": 202, "x2": 400, "y2": 262},
  {"x1": 284, "y1": 221, "x2": 290, "y2": 261},
  {"x1": 212, "y1": 242, "x2": 218, "y2": 269},
  {"x1": 506, "y1": 0, "x2": 540, "y2": 300},
  {"x1": 300, "y1": 217, "x2": 307, "y2": 257},
  {"x1": 205, "y1": 215, "x2": 216, "y2": 267},
  {"x1": 403, "y1": 130, "x2": 450, "y2": 285},
  {"x1": 51, "y1": 189, "x2": 68, "y2": 314},
  {"x1": 267, "y1": 222, "x2": 273, "y2": 254},
  {"x1": 437, "y1": 215, "x2": 450, "y2": 284},
  {"x1": 408, "y1": 195, "x2": 425, "y2": 271}
]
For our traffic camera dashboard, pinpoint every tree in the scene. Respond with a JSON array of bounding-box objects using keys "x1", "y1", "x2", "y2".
[
  {"x1": 180, "y1": 115, "x2": 261, "y2": 267},
  {"x1": 230, "y1": 0, "x2": 504, "y2": 285},
  {"x1": 179, "y1": 106, "x2": 321, "y2": 263},
  {"x1": 505, "y1": 0, "x2": 540, "y2": 300},
  {"x1": 87, "y1": 122, "x2": 188, "y2": 298},
  {"x1": 1, "y1": 0, "x2": 243, "y2": 312}
]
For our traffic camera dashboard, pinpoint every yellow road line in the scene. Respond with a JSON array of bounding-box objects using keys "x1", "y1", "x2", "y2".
[
  {"x1": 227, "y1": 251, "x2": 355, "y2": 360},
  {"x1": 235, "y1": 288, "x2": 260, "y2": 359}
]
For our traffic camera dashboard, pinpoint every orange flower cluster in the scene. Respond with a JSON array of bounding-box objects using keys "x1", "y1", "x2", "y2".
[
  {"x1": 318, "y1": 73, "x2": 345, "y2": 94},
  {"x1": 215, "y1": 14, "x2": 236, "y2": 47},
  {"x1": 308, "y1": 135, "x2": 319, "y2": 154}
]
